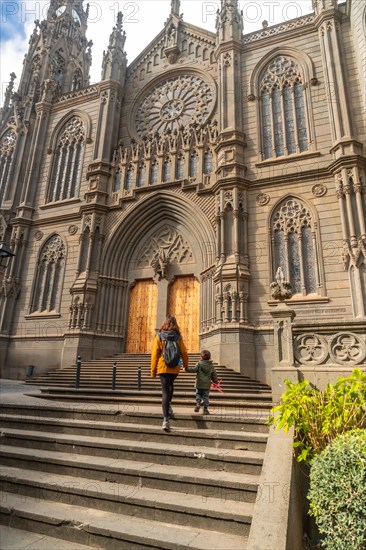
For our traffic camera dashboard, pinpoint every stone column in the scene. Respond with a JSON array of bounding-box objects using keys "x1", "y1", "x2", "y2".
[
  {"x1": 155, "y1": 279, "x2": 169, "y2": 329},
  {"x1": 270, "y1": 303, "x2": 297, "y2": 404}
]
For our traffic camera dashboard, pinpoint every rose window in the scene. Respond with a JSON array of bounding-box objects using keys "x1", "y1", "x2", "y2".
[{"x1": 135, "y1": 75, "x2": 215, "y2": 136}]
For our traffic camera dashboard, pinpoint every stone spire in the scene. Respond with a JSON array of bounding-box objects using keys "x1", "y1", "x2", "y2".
[
  {"x1": 17, "y1": 0, "x2": 92, "y2": 101},
  {"x1": 101, "y1": 12, "x2": 127, "y2": 82},
  {"x1": 0, "y1": 73, "x2": 17, "y2": 124},
  {"x1": 311, "y1": 0, "x2": 338, "y2": 17},
  {"x1": 171, "y1": 0, "x2": 181, "y2": 18},
  {"x1": 216, "y1": 0, "x2": 243, "y2": 43}
]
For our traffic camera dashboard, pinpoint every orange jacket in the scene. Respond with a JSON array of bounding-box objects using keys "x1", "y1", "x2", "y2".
[{"x1": 151, "y1": 332, "x2": 189, "y2": 377}]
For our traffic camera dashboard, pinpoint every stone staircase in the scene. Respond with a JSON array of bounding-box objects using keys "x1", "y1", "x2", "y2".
[
  {"x1": 24, "y1": 353, "x2": 272, "y2": 410},
  {"x1": 0, "y1": 355, "x2": 273, "y2": 549}
]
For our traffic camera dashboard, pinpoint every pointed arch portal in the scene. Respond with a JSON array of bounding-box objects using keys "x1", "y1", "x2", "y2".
[{"x1": 99, "y1": 192, "x2": 215, "y2": 354}]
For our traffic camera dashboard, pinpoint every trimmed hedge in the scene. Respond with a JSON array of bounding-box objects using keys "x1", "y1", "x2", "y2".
[{"x1": 308, "y1": 429, "x2": 366, "y2": 550}]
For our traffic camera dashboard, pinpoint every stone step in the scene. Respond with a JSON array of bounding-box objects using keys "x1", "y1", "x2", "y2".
[
  {"x1": 0, "y1": 490, "x2": 248, "y2": 549},
  {"x1": 29, "y1": 387, "x2": 272, "y2": 401},
  {"x1": 27, "y1": 391, "x2": 274, "y2": 409},
  {"x1": 27, "y1": 381, "x2": 271, "y2": 393},
  {"x1": 1, "y1": 466, "x2": 253, "y2": 534},
  {"x1": 0, "y1": 404, "x2": 270, "y2": 430},
  {"x1": 0, "y1": 415, "x2": 268, "y2": 451},
  {"x1": 1, "y1": 428, "x2": 264, "y2": 474},
  {"x1": 0, "y1": 445, "x2": 259, "y2": 502},
  {"x1": 0, "y1": 525, "x2": 98, "y2": 550}
]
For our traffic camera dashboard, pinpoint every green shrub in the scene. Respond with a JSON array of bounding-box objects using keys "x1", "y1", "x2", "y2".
[
  {"x1": 308, "y1": 429, "x2": 366, "y2": 550},
  {"x1": 268, "y1": 369, "x2": 366, "y2": 463}
]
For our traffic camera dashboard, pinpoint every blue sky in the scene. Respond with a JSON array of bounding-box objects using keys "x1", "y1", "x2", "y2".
[
  {"x1": 0, "y1": 0, "x2": 314, "y2": 104},
  {"x1": 1, "y1": 0, "x2": 28, "y2": 41}
]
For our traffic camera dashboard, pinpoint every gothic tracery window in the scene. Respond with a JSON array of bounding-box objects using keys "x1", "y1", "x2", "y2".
[
  {"x1": 203, "y1": 150, "x2": 213, "y2": 174},
  {"x1": 151, "y1": 160, "x2": 159, "y2": 185},
  {"x1": 271, "y1": 198, "x2": 318, "y2": 296},
  {"x1": 30, "y1": 235, "x2": 65, "y2": 313},
  {"x1": 260, "y1": 56, "x2": 309, "y2": 159},
  {"x1": 0, "y1": 130, "x2": 16, "y2": 204},
  {"x1": 189, "y1": 151, "x2": 198, "y2": 177},
  {"x1": 163, "y1": 158, "x2": 171, "y2": 182},
  {"x1": 48, "y1": 117, "x2": 85, "y2": 203},
  {"x1": 176, "y1": 155, "x2": 184, "y2": 180},
  {"x1": 138, "y1": 163, "x2": 146, "y2": 187},
  {"x1": 113, "y1": 169, "x2": 121, "y2": 192},
  {"x1": 125, "y1": 165, "x2": 134, "y2": 190}
]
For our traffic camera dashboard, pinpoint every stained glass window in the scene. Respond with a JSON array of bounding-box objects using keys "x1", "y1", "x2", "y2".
[
  {"x1": 125, "y1": 166, "x2": 134, "y2": 190},
  {"x1": 163, "y1": 158, "x2": 171, "y2": 182},
  {"x1": 302, "y1": 225, "x2": 316, "y2": 292},
  {"x1": 48, "y1": 117, "x2": 85, "y2": 202},
  {"x1": 113, "y1": 170, "x2": 121, "y2": 192},
  {"x1": 138, "y1": 163, "x2": 146, "y2": 187},
  {"x1": 272, "y1": 198, "x2": 319, "y2": 296},
  {"x1": 288, "y1": 231, "x2": 301, "y2": 293},
  {"x1": 261, "y1": 91, "x2": 272, "y2": 159},
  {"x1": 203, "y1": 151, "x2": 213, "y2": 174},
  {"x1": 151, "y1": 161, "x2": 158, "y2": 185},
  {"x1": 260, "y1": 56, "x2": 309, "y2": 160},
  {"x1": 30, "y1": 235, "x2": 65, "y2": 313},
  {"x1": 177, "y1": 155, "x2": 184, "y2": 179},
  {"x1": 190, "y1": 152, "x2": 198, "y2": 177}
]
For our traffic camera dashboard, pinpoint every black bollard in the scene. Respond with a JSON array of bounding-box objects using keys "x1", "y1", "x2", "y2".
[
  {"x1": 138, "y1": 365, "x2": 142, "y2": 391},
  {"x1": 112, "y1": 362, "x2": 117, "y2": 390},
  {"x1": 76, "y1": 355, "x2": 81, "y2": 388}
]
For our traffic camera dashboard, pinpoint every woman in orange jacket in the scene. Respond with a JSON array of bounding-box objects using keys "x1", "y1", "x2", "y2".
[{"x1": 151, "y1": 315, "x2": 188, "y2": 432}]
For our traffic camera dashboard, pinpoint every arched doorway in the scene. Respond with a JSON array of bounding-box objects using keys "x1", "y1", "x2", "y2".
[{"x1": 99, "y1": 192, "x2": 216, "y2": 356}]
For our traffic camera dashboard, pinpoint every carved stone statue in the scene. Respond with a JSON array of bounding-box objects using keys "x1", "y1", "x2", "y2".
[
  {"x1": 270, "y1": 267, "x2": 292, "y2": 301},
  {"x1": 151, "y1": 248, "x2": 169, "y2": 280}
]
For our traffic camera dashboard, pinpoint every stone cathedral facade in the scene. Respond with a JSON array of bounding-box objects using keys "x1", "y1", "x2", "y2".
[{"x1": 0, "y1": 0, "x2": 365, "y2": 386}]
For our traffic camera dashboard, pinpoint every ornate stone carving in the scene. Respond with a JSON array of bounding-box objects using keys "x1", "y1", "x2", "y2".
[
  {"x1": 0, "y1": 130, "x2": 16, "y2": 157},
  {"x1": 135, "y1": 75, "x2": 215, "y2": 136},
  {"x1": 270, "y1": 267, "x2": 292, "y2": 300},
  {"x1": 59, "y1": 117, "x2": 85, "y2": 146},
  {"x1": 243, "y1": 15, "x2": 314, "y2": 44},
  {"x1": 0, "y1": 215, "x2": 7, "y2": 242},
  {"x1": 329, "y1": 333, "x2": 366, "y2": 365},
  {"x1": 1, "y1": 276, "x2": 21, "y2": 299},
  {"x1": 294, "y1": 331, "x2": 366, "y2": 366},
  {"x1": 294, "y1": 333, "x2": 328, "y2": 365},
  {"x1": 273, "y1": 198, "x2": 312, "y2": 233},
  {"x1": 256, "y1": 192, "x2": 270, "y2": 206},
  {"x1": 68, "y1": 225, "x2": 78, "y2": 235},
  {"x1": 41, "y1": 235, "x2": 65, "y2": 262},
  {"x1": 312, "y1": 184, "x2": 327, "y2": 197},
  {"x1": 137, "y1": 226, "x2": 194, "y2": 273},
  {"x1": 34, "y1": 231, "x2": 43, "y2": 241},
  {"x1": 342, "y1": 237, "x2": 366, "y2": 269}
]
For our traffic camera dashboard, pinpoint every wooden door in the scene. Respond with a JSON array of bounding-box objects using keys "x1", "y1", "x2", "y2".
[
  {"x1": 126, "y1": 280, "x2": 157, "y2": 353},
  {"x1": 168, "y1": 276, "x2": 200, "y2": 352}
]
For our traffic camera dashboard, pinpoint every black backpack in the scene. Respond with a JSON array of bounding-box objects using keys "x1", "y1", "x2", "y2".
[{"x1": 159, "y1": 332, "x2": 181, "y2": 368}]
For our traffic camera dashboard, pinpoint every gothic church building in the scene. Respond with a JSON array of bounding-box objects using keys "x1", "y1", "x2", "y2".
[{"x1": 0, "y1": 0, "x2": 365, "y2": 386}]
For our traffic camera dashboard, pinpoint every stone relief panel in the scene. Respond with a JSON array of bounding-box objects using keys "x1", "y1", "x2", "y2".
[
  {"x1": 137, "y1": 225, "x2": 194, "y2": 279},
  {"x1": 294, "y1": 332, "x2": 366, "y2": 366}
]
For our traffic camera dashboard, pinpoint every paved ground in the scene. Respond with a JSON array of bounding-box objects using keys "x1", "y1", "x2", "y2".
[{"x1": 0, "y1": 525, "x2": 98, "y2": 550}]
